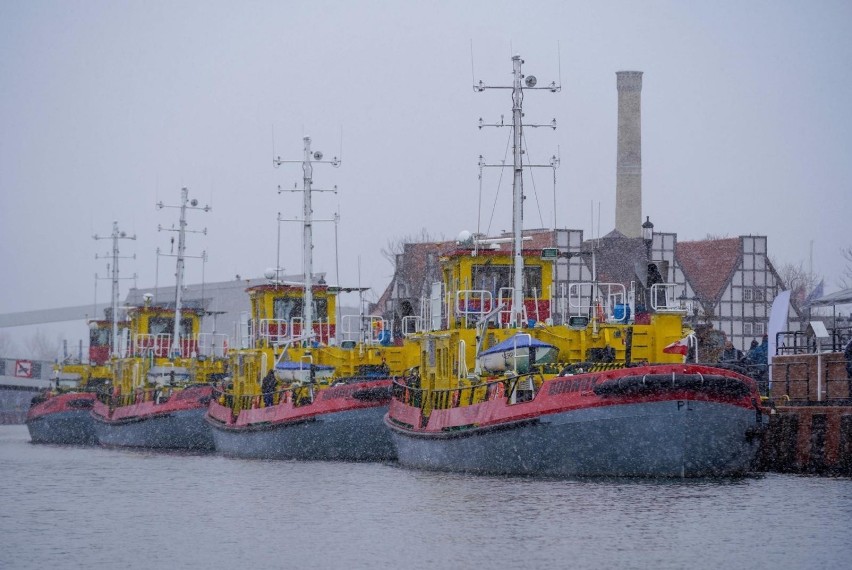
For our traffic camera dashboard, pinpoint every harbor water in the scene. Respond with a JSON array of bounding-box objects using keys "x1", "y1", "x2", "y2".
[{"x1": 1, "y1": 425, "x2": 851, "y2": 570}]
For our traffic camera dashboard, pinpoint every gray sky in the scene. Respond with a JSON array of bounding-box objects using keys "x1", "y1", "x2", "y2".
[{"x1": 2, "y1": 0, "x2": 851, "y2": 332}]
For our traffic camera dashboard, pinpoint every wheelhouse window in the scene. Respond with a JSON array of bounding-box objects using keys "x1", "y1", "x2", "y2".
[
  {"x1": 274, "y1": 297, "x2": 302, "y2": 321},
  {"x1": 90, "y1": 327, "x2": 110, "y2": 347},
  {"x1": 314, "y1": 298, "x2": 328, "y2": 319},
  {"x1": 471, "y1": 265, "x2": 542, "y2": 297},
  {"x1": 148, "y1": 317, "x2": 193, "y2": 336},
  {"x1": 273, "y1": 296, "x2": 328, "y2": 320}
]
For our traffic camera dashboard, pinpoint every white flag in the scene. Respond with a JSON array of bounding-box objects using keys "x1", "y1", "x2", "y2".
[{"x1": 767, "y1": 290, "x2": 791, "y2": 385}]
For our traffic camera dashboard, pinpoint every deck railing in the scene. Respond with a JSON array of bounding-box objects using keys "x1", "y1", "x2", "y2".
[
  {"x1": 125, "y1": 333, "x2": 228, "y2": 359},
  {"x1": 254, "y1": 317, "x2": 335, "y2": 347},
  {"x1": 340, "y1": 315, "x2": 388, "y2": 345},
  {"x1": 389, "y1": 374, "x2": 542, "y2": 413},
  {"x1": 568, "y1": 282, "x2": 627, "y2": 322}
]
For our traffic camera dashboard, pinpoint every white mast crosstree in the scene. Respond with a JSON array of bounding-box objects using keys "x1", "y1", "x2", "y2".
[
  {"x1": 475, "y1": 54, "x2": 560, "y2": 327},
  {"x1": 93, "y1": 221, "x2": 136, "y2": 357},
  {"x1": 157, "y1": 187, "x2": 210, "y2": 359},
  {"x1": 274, "y1": 136, "x2": 340, "y2": 343}
]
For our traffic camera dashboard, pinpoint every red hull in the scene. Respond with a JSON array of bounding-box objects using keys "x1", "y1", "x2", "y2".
[
  {"x1": 388, "y1": 364, "x2": 764, "y2": 434},
  {"x1": 91, "y1": 385, "x2": 213, "y2": 423},
  {"x1": 207, "y1": 379, "x2": 392, "y2": 428},
  {"x1": 27, "y1": 392, "x2": 97, "y2": 421},
  {"x1": 26, "y1": 392, "x2": 98, "y2": 445}
]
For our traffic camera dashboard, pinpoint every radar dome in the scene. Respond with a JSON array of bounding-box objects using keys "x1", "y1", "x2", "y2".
[
  {"x1": 457, "y1": 230, "x2": 473, "y2": 245},
  {"x1": 264, "y1": 268, "x2": 277, "y2": 280}
]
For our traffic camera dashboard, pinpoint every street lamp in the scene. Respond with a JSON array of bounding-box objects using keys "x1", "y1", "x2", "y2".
[
  {"x1": 642, "y1": 216, "x2": 654, "y2": 260},
  {"x1": 640, "y1": 216, "x2": 655, "y2": 314},
  {"x1": 677, "y1": 292, "x2": 701, "y2": 325}
]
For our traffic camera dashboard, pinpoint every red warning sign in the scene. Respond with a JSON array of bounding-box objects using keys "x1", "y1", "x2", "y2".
[{"x1": 14, "y1": 360, "x2": 33, "y2": 378}]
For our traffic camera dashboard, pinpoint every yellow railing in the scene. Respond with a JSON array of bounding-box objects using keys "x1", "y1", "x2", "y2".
[
  {"x1": 96, "y1": 384, "x2": 207, "y2": 407},
  {"x1": 211, "y1": 383, "x2": 315, "y2": 413},
  {"x1": 390, "y1": 374, "x2": 545, "y2": 412}
]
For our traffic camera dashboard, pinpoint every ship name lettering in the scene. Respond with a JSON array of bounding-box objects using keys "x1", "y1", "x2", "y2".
[{"x1": 548, "y1": 377, "x2": 597, "y2": 395}]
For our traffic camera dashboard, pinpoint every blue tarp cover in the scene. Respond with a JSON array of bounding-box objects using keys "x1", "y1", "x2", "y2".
[{"x1": 479, "y1": 334, "x2": 555, "y2": 356}]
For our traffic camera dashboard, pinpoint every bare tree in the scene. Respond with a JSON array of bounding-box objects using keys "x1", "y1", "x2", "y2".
[
  {"x1": 0, "y1": 332, "x2": 18, "y2": 358},
  {"x1": 24, "y1": 330, "x2": 62, "y2": 361},
  {"x1": 703, "y1": 233, "x2": 731, "y2": 241},
  {"x1": 774, "y1": 260, "x2": 821, "y2": 307},
  {"x1": 380, "y1": 228, "x2": 444, "y2": 267}
]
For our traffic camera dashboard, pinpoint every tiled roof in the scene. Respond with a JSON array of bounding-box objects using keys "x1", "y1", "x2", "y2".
[{"x1": 676, "y1": 238, "x2": 742, "y2": 304}]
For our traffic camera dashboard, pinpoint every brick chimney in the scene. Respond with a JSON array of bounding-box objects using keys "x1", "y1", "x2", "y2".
[{"x1": 615, "y1": 71, "x2": 643, "y2": 238}]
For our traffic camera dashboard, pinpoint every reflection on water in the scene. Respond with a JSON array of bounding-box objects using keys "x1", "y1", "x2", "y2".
[{"x1": 1, "y1": 425, "x2": 851, "y2": 569}]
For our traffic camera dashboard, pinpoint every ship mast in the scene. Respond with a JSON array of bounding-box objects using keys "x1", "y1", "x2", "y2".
[
  {"x1": 157, "y1": 187, "x2": 210, "y2": 359},
  {"x1": 173, "y1": 189, "x2": 189, "y2": 356},
  {"x1": 475, "y1": 54, "x2": 559, "y2": 327},
  {"x1": 94, "y1": 221, "x2": 136, "y2": 357},
  {"x1": 274, "y1": 136, "x2": 339, "y2": 344},
  {"x1": 509, "y1": 55, "x2": 525, "y2": 326},
  {"x1": 302, "y1": 139, "x2": 315, "y2": 338}
]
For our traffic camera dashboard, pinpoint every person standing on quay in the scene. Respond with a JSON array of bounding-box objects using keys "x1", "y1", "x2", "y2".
[{"x1": 721, "y1": 340, "x2": 744, "y2": 363}]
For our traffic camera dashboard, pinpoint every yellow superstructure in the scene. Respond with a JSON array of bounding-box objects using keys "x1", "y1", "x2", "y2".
[
  {"x1": 109, "y1": 301, "x2": 228, "y2": 398},
  {"x1": 409, "y1": 245, "x2": 690, "y2": 398},
  {"x1": 52, "y1": 320, "x2": 118, "y2": 392},
  {"x1": 221, "y1": 282, "x2": 419, "y2": 407}
]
